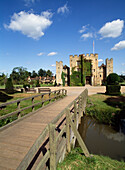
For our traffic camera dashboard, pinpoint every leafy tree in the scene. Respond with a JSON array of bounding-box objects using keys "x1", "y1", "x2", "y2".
[
  {"x1": 36, "y1": 80, "x2": 40, "y2": 87},
  {"x1": 5, "y1": 77, "x2": 14, "y2": 94},
  {"x1": 10, "y1": 67, "x2": 29, "y2": 84},
  {"x1": 38, "y1": 68, "x2": 46, "y2": 77},
  {"x1": 31, "y1": 70, "x2": 38, "y2": 78},
  {"x1": 0, "y1": 73, "x2": 6, "y2": 86},
  {"x1": 46, "y1": 70, "x2": 53, "y2": 77}
]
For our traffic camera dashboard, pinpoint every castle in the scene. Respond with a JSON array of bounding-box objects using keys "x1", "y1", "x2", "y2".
[{"x1": 56, "y1": 53, "x2": 113, "y2": 86}]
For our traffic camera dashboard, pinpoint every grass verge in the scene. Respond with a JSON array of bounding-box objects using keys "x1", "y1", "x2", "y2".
[
  {"x1": 57, "y1": 147, "x2": 125, "y2": 170},
  {"x1": 86, "y1": 94, "x2": 125, "y2": 126}
]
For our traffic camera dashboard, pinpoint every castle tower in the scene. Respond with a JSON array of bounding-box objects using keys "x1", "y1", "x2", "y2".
[
  {"x1": 56, "y1": 61, "x2": 63, "y2": 85},
  {"x1": 106, "y1": 58, "x2": 113, "y2": 77},
  {"x1": 70, "y1": 55, "x2": 81, "y2": 75}
]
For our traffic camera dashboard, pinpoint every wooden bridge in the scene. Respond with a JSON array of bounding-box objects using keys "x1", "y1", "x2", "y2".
[{"x1": 0, "y1": 88, "x2": 89, "y2": 170}]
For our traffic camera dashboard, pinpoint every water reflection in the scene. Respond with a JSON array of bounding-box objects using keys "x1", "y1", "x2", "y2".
[{"x1": 77, "y1": 116, "x2": 125, "y2": 161}]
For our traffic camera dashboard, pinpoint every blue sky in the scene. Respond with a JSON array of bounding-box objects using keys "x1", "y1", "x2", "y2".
[{"x1": 0, "y1": 0, "x2": 125, "y2": 76}]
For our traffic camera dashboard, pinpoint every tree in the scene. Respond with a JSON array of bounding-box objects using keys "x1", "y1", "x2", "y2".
[
  {"x1": 5, "y1": 77, "x2": 14, "y2": 94},
  {"x1": 46, "y1": 70, "x2": 53, "y2": 77},
  {"x1": 0, "y1": 73, "x2": 6, "y2": 86},
  {"x1": 10, "y1": 67, "x2": 29, "y2": 84},
  {"x1": 38, "y1": 68, "x2": 46, "y2": 77},
  {"x1": 31, "y1": 70, "x2": 38, "y2": 78}
]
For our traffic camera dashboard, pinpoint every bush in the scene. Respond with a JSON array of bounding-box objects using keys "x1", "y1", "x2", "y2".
[
  {"x1": 54, "y1": 81, "x2": 57, "y2": 86},
  {"x1": 106, "y1": 85, "x2": 121, "y2": 95},
  {"x1": 77, "y1": 83, "x2": 83, "y2": 86},
  {"x1": 23, "y1": 84, "x2": 30, "y2": 90},
  {"x1": 106, "y1": 73, "x2": 121, "y2": 95},
  {"x1": 36, "y1": 80, "x2": 40, "y2": 87},
  {"x1": 5, "y1": 78, "x2": 14, "y2": 94},
  {"x1": 107, "y1": 73, "x2": 120, "y2": 85}
]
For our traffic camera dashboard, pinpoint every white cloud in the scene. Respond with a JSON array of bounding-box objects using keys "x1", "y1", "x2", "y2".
[
  {"x1": 98, "y1": 59, "x2": 103, "y2": 62},
  {"x1": 50, "y1": 64, "x2": 56, "y2": 67},
  {"x1": 57, "y1": 3, "x2": 69, "y2": 14},
  {"x1": 81, "y1": 33, "x2": 93, "y2": 39},
  {"x1": 37, "y1": 52, "x2": 44, "y2": 56},
  {"x1": 111, "y1": 40, "x2": 125, "y2": 51},
  {"x1": 79, "y1": 25, "x2": 89, "y2": 33},
  {"x1": 122, "y1": 63, "x2": 125, "y2": 66},
  {"x1": 48, "y1": 52, "x2": 57, "y2": 56},
  {"x1": 121, "y1": 71, "x2": 125, "y2": 74},
  {"x1": 24, "y1": 0, "x2": 35, "y2": 6},
  {"x1": 4, "y1": 11, "x2": 53, "y2": 40},
  {"x1": 99, "y1": 19, "x2": 124, "y2": 38}
]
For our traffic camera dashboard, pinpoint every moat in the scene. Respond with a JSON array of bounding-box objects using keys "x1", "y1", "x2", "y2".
[{"x1": 77, "y1": 116, "x2": 125, "y2": 161}]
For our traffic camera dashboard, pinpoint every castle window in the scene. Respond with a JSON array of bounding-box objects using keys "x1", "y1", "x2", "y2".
[
  {"x1": 77, "y1": 68, "x2": 80, "y2": 72},
  {"x1": 100, "y1": 75, "x2": 101, "y2": 77},
  {"x1": 77, "y1": 61, "x2": 80, "y2": 66},
  {"x1": 93, "y1": 69, "x2": 95, "y2": 72}
]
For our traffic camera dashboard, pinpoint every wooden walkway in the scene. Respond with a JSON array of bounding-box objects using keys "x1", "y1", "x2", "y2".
[{"x1": 0, "y1": 88, "x2": 84, "y2": 170}]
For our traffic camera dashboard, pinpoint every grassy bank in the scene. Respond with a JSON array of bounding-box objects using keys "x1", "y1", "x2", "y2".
[
  {"x1": 57, "y1": 147, "x2": 125, "y2": 170},
  {"x1": 86, "y1": 94, "x2": 125, "y2": 126}
]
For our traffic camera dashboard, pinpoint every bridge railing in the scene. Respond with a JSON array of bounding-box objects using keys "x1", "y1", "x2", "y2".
[
  {"x1": 0, "y1": 89, "x2": 67, "y2": 127},
  {"x1": 17, "y1": 88, "x2": 89, "y2": 170}
]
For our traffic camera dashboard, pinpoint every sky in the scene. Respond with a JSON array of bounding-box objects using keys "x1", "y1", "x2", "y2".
[{"x1": 0, "y1": 0, "x2": 125, "y2": 76}]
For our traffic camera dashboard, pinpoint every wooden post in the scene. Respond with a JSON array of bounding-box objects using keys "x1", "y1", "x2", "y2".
[
  {"x1": 32, "y1": 97, "x2": 34, "y2": 112},
  {"x1": 66, "y1": 108, "x2": 71, "y2": 153},
  {"x1": 65, "y1": 90, "x2": 67, "y2": 96},
  {"x1": 74, "y1": 101, "x2": 77, "y2": 128},
  {"x1": 49, "y1": 123, "x2": 56, "y2": 170},
  {"x1": 41, "y1": 95, "x2": 44, "y2": 107},
  {"x1": 54, "y1": 91, "x2": 57, "y2": 100},
  {"x1": 78, "y1": 97, "x2": 81, "y2": 121},
  {"x1": 62, "y1": 89, "x2": 64, "y2": 96},
  {"x1": 49, "y1": 92, "x2": 51, "y2": 103},
  {"x1": 17, "y1": 101, "x2": 21, "y2": 119},
  {"x1": 67, "y1": 111, "x2": 90, "y2": 157}
]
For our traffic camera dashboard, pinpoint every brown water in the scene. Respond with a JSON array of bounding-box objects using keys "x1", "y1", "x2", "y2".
[{"x1": 77, "y1": 116, "x2": 125, "y2": 161}]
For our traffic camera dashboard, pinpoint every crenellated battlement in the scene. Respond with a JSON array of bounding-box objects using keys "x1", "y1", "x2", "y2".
[{"x1": 70, "y1": 53, "x2": 98, "y2": 59}]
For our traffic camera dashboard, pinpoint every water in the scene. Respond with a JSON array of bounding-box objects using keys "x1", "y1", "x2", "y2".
[{"x1": 77, "y1": 116, "x2": 125, "y2": 161}]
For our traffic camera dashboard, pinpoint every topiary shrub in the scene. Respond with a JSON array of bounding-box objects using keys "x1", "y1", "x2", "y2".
[
  {"x1": 54, "y1": 81, "x2": 57, "y2": 86},
  {"x1": 107, "y1": 73, "x2": 120, "y2": 85},
  {"x1": 106, "y1": 73, "x2": 121, "y2": 95},
  {"x1": 106, "y1": 85, "x2": 121, "y2": 95},
  {"x1": 5, "y1": 78, "x2": 14, "y2": 94}
]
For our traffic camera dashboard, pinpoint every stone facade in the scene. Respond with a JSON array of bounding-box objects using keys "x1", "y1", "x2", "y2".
[{"x1": 56, "y1": 53, "x2": 113, "y2": 86}]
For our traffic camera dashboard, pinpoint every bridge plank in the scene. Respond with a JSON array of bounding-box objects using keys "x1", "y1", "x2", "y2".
[{"x1": 0, "y1": 88, "x2": 85, "y2": 170}]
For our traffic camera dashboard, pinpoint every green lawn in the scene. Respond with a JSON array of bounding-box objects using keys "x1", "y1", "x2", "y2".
[{"x1": 57, "y1": 147, "x2": 125, "y2": 170}]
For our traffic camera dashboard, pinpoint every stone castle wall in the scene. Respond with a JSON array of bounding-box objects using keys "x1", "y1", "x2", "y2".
[{"x1": 56, "y1": 53, "x2": 113, "y2": 86}]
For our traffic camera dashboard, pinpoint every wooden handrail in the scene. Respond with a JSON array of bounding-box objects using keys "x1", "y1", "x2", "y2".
[
  {"x1": 0, "y1": 89, "x2": 66, "y2": 107},
  {"x1": 17, "y1": 88, "x2": 89, "y2": 170},
  {"x1": 0, "y1": 89, "x2": 67, "y2": 122}
]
